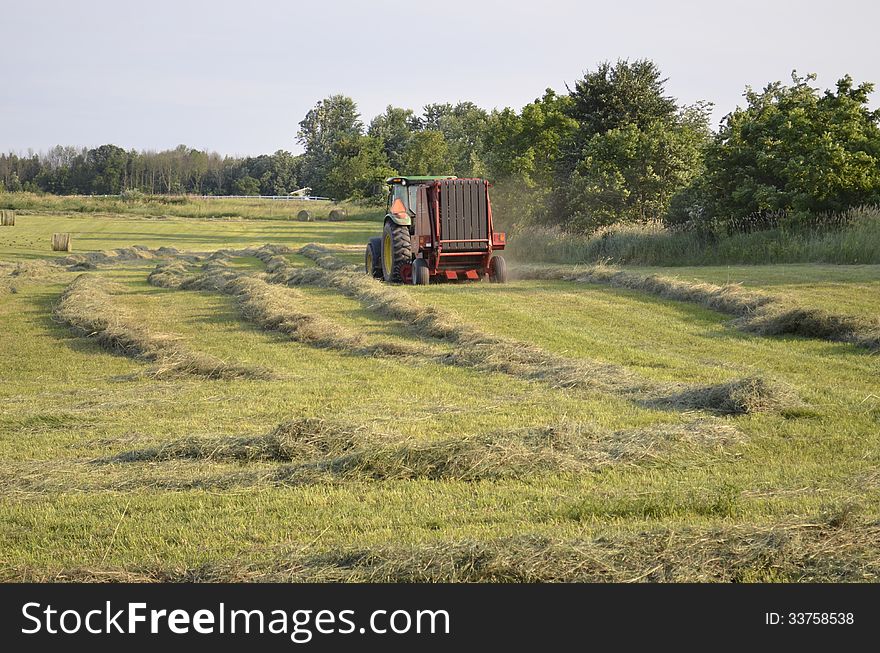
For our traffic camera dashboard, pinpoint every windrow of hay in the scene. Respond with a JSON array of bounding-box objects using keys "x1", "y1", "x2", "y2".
[
  {"x1": 53, "y1": 274, "x2": 276, "y2": 380},
  {"x1": 147, "y1": 258, "x2": 433, "y2": 358},
  {"x1": 657, "y1": 377, "x2": 804, "y2": 416},
  {"x1": 58, "y1": 245, "x2": 196, "y2": 270},
  {"x1": 1, "y1": 259, "x2": 72, "y2": 293},
  {"x1": 57, "y1": 242, "x2": 291, "y2": 272},
  {"x1": 15, "y1": 515, "x2": 879, "y2": 583},
  {"x1": 101, "y1": 416, "x2": 744, "y2": 484},
  {"x1": 105, "y1": 418, "x2": 362, "y2": 464},
  {"x1": 271, "y1": 245, "x2": 799, "y2": 414},
  {"x1": 515, "y1": 263, "x2": 771, "y2": 316},
  {"x1": 515, "y1": 263, "x2": 880, "y2": 351},
  {"x1": 739, "y1": 306, "x2": 880, "y2": 351}
]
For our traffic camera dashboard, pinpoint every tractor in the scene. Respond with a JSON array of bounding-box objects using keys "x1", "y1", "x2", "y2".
[{"x1": 364, "y1": 176, "x2": 508, "y2": 285}]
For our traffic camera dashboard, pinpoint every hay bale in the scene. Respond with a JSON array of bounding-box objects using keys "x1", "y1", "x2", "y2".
[
  {"x1": 296, "y1": 210, "x2": 312, "y2": 222},
  {"x1": 52, "y1": 233, "x2": 72, "y2": 252},
  {"x1": 328, "y1": 208, "x2": 347, "y2": 222},
  {"x1": 0, "y1": 210, "x2": 15, "y2": 226}
]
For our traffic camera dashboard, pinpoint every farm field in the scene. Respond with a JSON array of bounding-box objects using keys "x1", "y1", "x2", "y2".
[{"x1": 1, "y1": 203, "x2": 879, "y2": 582}]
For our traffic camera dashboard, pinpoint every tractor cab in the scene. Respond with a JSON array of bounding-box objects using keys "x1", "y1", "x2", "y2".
[{"x1": 365, "y1": 176, "x2": 507, "y2": 285}]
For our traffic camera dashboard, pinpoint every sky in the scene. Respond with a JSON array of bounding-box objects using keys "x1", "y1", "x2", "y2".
[{"x1": 2, "y1": 0, "x2": 879, "y2": 156}]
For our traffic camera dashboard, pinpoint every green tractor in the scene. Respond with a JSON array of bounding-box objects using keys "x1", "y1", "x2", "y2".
[{"x1": 365, "y1": 176, "x2": 508, "y2": 285}]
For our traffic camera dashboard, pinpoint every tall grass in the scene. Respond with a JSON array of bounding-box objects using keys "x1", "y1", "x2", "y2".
[
  {"x1": 0, "y1": 192, "x2": 383, "y2": 222},
  {"x1": 507, "y1": 206, "x2": 880, "y2": 266}
]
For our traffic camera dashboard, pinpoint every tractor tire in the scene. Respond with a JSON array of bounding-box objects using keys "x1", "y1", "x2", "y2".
[
  {"x1": 365, "y1": 237, "x2": 382, "y2": 278},
  {"x1": 489, "y1": 255, "x2": 508, "y2": 283},
  {"x1": 381, "y1": 221, "x2": 411, "y2": 283},
  {"x1": 411, "y1": 258, "x2": 430, "y2": 285}
]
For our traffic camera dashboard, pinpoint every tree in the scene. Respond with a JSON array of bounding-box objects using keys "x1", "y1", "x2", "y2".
[
  {"x1": 483, "y1": 89, "x2": 577, "y2": 224},
  {"x1": 232, "y1": 175, "x2": 260, "y2": 195},
  {"x1": 368, "y1": 106, "x2": 418, "y2": 172},
  {"x1": 398, "y1": 130, "x2": 453, "y2": 176},
  {"x1": 565, "y1": 59, "x2": 678, "y2": 162},
  {"x1": 324, "y1": 135, "x2": 394, "y2": 200},
  {"x1": 297, "y1": 95, "x2": 363, "y2": 194},
  {"x1": 421, "y1": 102, "x2": 489, "y2": 177},
  {"x1": 87, "y1": 144, "x2": 129, "y2": 194},
  {"x1": 674, "y1": 73, "x2": 880, "y2": 224},
  {"x1": 566, "y1": 110, "x2": 709, "y2": 230},
  {"x1": 554, "y1": 60, "x2": 709, "y2": 231}
]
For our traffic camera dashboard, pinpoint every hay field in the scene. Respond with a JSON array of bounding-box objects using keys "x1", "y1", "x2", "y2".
[{"x1": 1, "y1": 199, "x2": 878, "y2": 582}]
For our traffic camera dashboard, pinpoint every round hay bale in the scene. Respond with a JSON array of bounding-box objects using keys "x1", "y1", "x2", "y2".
[
  {"x1": 328, "y1": 208, "x2": 347, "y2": 222},
  {"x1": 297, "y1": 210, "x2": 313, "y2": 222},
  {"x1": 52, "y1": 233, "x2": 72, "y2": 252}
]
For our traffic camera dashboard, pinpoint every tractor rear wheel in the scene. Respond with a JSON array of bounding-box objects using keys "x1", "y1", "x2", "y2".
[
  {"x1": 489, "y1": 255, "x2": 508, "y2": 283},
  {"x1": 365, "y1": 237, "x2": 382, "y2": 278},
  {"x1": 411, "y1": 258, "x2": 430, "y2": 285},
  {"x1": 381, "y1": 221, "x2": 411, "y2": 283}
]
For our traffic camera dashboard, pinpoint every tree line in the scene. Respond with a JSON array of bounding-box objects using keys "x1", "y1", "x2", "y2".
[{"x1": 3, "y1": 60, "x2": 879, "y2": 233}]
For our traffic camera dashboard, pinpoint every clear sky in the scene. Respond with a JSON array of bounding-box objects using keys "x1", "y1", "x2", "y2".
[{"x1": 2, "y1": 0, "x2": 878, "y2": 156}]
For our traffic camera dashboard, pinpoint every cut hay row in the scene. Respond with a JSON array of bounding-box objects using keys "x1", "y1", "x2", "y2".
[
  {"x1": 515, "y1": 263, "x2": 880, "y2": 351},
  {"x1": 12, "y1": 514, "x2": 878, "y2": 583},
  {"x1": 1, "y1": 416, "x2": 743, "y2": 495},
  {"x1": 101, "y1": 416, "x2": 743, "y2": 484},
  {"x1": 270, "y1": 245, "x2": 800, "y2": 415},
  {"x1": 58, "y1": 245, "x2": 195, "y2": 270},
  {"x1": 740, "y1": 306, "x2": 880, "y2": 351},
  {"x1": 1, "y1": 258, "x2": 72, "y2": 293},
  {"x1": 147, "y1": 257, "x2": 433, "y2": 358},
  {"x1": 53, "y1": 274, "x2": 276, "y2": 380}
]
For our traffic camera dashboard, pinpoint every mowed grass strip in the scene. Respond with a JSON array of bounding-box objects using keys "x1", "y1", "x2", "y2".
[
  {"x1": 515, "y1": 263, "x2": 880, "y2": 351},
  {"x1": 148, "y1": 254, "x2": 435, "y2": 359},
  {"x1": 9, "y1": 512, "x2": 878, "y2": 583},
  {"x1": 54, "y1": 274, "x2": 276, "y2": 380},
  {"x1": 270, "y1": 244, "x2": 801, "y2": 415}
]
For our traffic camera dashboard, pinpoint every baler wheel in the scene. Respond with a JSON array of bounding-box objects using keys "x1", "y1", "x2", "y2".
[
  {"x1": 489, "y1": 255, "x2": 508, "y2": 283},
  {"x1": 365, "y1": 237, "x2": 383, "y2": 278},
  {"x1": 381, "y1": 221, "x2": 411, "y2": 283},
  {"x1": 411, "y1": 258, "x2": 430, "y2": 285}
]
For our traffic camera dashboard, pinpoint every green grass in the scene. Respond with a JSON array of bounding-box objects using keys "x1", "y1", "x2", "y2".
[
  {"x1": 640, "y1": 264, "x2": 880, "y2": 319},
  {"x1": 1, "y1": 201, "x2": 878, "y2": 580},
  {"x1": 507, "y1": 207, "x2": 880, "y2": 266},
  {"x1": 0, "y1": 192, "x2": 384, "y2": 222}
]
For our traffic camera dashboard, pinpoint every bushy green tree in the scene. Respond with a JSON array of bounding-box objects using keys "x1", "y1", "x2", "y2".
[
  {"x1": 398, "y1": 130, "x2": 453, "y2": 176},
  {"x1": 368, "y1": 106, "x2": 418, "y2": 172},
  {"x1": 556, "y1": 60, "x2": 709, "y2": 231},
  {"x1": 483, "y1": 90, "x2": 577, "y2": 224},
  {"x1": 324, "y1": 135, "x2": 394, "y2": 201},
  {"x1": 566, "y1": 104, "x2": 711, "y2": 229},
  {"x1": 297, "y1": 95, "x2": 363, "y2": 193},
  {"x1": 87, "y1": 144, "x2": 129, "y2": 194},
  {"x1": 421, "y1": 102, "x2": 488, "y2": 177},
  {"x1": 232, "y1": 175, "x2": 260, "y2": 195},
  {"x1": 674, "y1": 73, "x2": 880, "y2": 224}
]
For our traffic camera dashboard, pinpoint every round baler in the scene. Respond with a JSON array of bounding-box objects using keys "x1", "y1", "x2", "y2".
[{"x1": 364, "y1": 176, "x2": 507, "y2": 285}]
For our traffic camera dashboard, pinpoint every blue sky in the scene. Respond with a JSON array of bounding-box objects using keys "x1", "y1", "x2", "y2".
[{"x1": 2, "y1": 0, "x2": 878, "y2": 155}]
